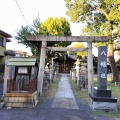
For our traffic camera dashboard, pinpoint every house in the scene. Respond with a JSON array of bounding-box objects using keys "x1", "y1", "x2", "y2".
[
  {"x1": 6, "y1": 49, "x2": 29, "y2": 57},
  {"x1": 0, "y1": 30, "x2": 12, "y2": 81}
]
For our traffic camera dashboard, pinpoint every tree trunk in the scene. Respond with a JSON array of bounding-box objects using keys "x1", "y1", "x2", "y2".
[{"x1": 108, "y1": 43, "x2": 120, "y2": 82}]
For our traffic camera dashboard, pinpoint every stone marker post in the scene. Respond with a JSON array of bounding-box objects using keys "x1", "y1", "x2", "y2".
[{"x1": 89, "y1": 46, "x2": 117, "y2": 111}]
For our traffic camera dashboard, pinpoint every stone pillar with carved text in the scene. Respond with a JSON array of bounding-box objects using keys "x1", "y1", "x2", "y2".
[{"x1": 89, "y1": 46, "x2": 117, "y2": 111}]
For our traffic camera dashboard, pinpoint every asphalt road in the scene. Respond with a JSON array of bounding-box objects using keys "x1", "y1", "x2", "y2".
[{"x1": 0, "y1": 108, "x2": 95, "y2": 120}]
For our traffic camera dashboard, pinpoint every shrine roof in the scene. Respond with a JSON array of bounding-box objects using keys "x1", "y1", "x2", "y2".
[
  {"x1": 53, "y1": 53, "x2": 76, "y2": 63},
  {"x1": 67, "y1": 54, "x2": 76, "y2": 61}
]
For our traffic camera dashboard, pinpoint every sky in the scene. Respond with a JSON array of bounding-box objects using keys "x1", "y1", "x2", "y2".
[{"x1": 0, "y1": 0, "x2": 97, "y2": 56}]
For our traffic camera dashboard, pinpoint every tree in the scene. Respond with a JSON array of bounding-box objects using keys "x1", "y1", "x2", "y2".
[
  {"x1": 69, "y1": 42, "x2": 87, "y2": 58},
  {"x1": 15, "y1": 18, "x2": 41, "y2": 56},
  {"x1": 65, "y1": 0, "x2": 120, "y2": 82},
  {"x1": 15, "y1": 17, "x2": 71, "y2": 58},
  {"x1": 38, "y1": 17, "x2": 71, "y2": 47}
]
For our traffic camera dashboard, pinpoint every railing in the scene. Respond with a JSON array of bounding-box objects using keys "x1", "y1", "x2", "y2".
[{"x1": 7, "y1": 79, "x2": 37, "y2": 93}]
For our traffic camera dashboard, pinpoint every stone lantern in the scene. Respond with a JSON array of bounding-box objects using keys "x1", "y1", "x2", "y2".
[{"x1": 78, "y1": 57, "x2": 88, "y2": 90}]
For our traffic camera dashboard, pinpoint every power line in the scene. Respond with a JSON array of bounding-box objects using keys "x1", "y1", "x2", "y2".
[{"x1": 14, "y1": 0, "x2": 28, "y2": 25}]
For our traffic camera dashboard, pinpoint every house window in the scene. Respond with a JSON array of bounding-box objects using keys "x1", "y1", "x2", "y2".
[{"x1": 0, "y1": 37, "x2": 3, "y2": 46}]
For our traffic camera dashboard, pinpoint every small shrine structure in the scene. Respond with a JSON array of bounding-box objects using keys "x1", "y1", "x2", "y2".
[{"x1": 3, "y1": 57, "x2": 38, "y2": 108}]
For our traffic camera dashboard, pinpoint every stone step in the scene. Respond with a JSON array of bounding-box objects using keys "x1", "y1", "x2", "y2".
[{"x1": 4, "y1": 91, "x2": 38, "y2": 108}]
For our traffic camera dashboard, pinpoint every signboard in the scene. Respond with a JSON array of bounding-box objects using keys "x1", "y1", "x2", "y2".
[{"x1": 18, "y1": 67, "x2": 28, "y2": 74}]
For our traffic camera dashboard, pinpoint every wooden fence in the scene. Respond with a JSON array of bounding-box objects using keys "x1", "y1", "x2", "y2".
[{"x1": 7, "y1": 79, "x2": 37, "y2": 93}]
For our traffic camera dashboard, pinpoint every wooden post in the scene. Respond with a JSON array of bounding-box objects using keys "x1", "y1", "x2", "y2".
[
  {"x1": 37, "y1": 41, "x2": 47, "y2": 96},
  {"x1": 87, "y1": 42, "x2": 93, "y2": 94},
  {"x1": 3, "y1": 56, "x2": 10, "y2": 94}
]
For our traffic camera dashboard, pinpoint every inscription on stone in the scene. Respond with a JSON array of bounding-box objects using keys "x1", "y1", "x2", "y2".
[{"x1": 97, "y1": 46, "x2": 107, "y2": 89}]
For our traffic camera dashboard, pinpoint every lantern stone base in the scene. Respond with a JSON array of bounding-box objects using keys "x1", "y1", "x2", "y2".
[{"x1": 4, "y1": 91, "x2": 38, "y2": 108}]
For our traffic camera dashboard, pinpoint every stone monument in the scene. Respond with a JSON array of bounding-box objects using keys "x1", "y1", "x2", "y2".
[{"x1": 89, "y1": 46, "x2": 117, "y2": 111}]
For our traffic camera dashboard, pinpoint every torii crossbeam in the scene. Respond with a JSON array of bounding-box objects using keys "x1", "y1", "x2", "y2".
[
  {"x1": 46, "y1": 47, "x2": 88, "y2": 51},
  {"x1": 26, "y1": 35, "x2": 109, "y2": 42}
]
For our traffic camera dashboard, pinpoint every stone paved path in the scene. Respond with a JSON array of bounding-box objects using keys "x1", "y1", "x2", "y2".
[{"x1": 51, "y1": 74, "x2": 78, "y2": 109}]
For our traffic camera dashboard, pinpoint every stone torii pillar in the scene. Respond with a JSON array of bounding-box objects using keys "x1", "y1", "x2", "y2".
[
  {"x1": 37, "y1": 41, "x2": 47, "y2": 96},
  {"x1": 87, "y1": 42, "x2": 93, "y2": 94}
]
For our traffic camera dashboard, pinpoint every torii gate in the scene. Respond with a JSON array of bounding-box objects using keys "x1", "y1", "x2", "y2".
[{"x1": 26, "y1": 35, "x2": 109, "y2": 96}]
